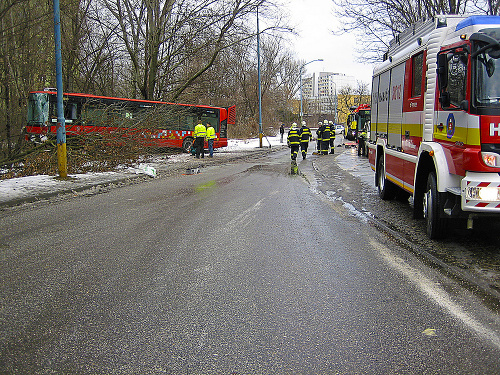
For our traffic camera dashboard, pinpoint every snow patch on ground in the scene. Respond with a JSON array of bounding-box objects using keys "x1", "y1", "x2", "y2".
[{"x1": 0, "y1": 136, "x2": 286, "y2": 204}]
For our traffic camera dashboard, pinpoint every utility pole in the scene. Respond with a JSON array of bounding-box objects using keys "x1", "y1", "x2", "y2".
[
  {"x1": 257, "y1": 6, "x2": 263, "y2": 148},
  {"x1": 333, "y1": 81, "x2": 337, "y2": 124},
  {"x1": 53, "y1": 0, "x2": 67, "y2": 178}
]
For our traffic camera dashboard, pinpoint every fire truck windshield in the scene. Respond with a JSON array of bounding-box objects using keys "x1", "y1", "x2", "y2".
[{"x1": 472, "y1": 29, "x2": 500, "y2": 107}]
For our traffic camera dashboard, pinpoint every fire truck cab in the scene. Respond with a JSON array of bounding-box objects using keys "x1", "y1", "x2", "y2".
[
  {"x1": 346, "y1": 104, "x2": 371, "y2": 141},
  {"x1": 369, "y1": 15, "x2": 500, "y2": 239}
]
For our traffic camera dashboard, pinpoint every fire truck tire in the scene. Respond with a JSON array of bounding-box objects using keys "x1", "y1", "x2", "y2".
[
  {"x1": 424, "y1": 171, "x2": 447, "y2": 239},
  {"x1": 182, "y1": 137, "x2": 194, "y2": 153},
  {"x1": 377, "y1": 156, "x2": 396, "y2": 200}
]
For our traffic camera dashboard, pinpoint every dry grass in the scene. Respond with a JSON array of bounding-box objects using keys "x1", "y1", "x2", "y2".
[{"x1": 0, "y1": 133, "x2": 180, "y2": 179}]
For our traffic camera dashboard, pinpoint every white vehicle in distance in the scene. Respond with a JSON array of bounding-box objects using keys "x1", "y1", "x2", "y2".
[{"x1": 335, "y1": 124, "x2": 345, "y2": 135}]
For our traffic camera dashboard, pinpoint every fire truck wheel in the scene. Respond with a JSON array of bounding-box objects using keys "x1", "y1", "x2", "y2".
[
  {"x1": 377, "y1": 156, "x2": 396, "y2": 200},
  {"x1": 423, "y1": 171, "x2": 447, "y2": 239},
  {"x1": 182, "y1": 137, "x2": 194, "y2": 153}
]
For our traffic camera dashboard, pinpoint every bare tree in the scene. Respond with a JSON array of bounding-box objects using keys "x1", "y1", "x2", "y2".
[
  {"x1": 354, "y1": 80, "x2": 370, "y2": 104},
  {"x1": 486, "y1": 0, "x2": 500, "y2": 14},
  {"x1": 94, "y1": 0, "x2": 288, "y2": 102},
  {"x1": 0, "y1": 0, "x2": 54, "y2": 157},
  {"x1": 332, "y1": 0, "x2": 495, "y2": 62},
  {"x1": 0, "y1": 0, "x2": 303, "y2": 166},
  {"x1": 334, "y1": 82, "x2": 369, "y2": 124}
]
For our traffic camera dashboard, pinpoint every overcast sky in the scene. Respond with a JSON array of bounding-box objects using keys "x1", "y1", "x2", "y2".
[{"x1": 282, "y1": 0, "x2": 374, "y2": 85}]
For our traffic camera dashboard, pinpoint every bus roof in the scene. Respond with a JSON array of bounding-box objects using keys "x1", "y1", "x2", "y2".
[{"x1": 29, "y1": 90, "x2": 227, "y2": 110}]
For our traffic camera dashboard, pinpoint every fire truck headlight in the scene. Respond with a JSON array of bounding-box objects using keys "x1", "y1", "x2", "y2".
[
  {"x1": 481, "y1": 152, "x2": 500, "y2": 167},
  {"x1": 479, "y1": 187, "x2": 500, "y2": 201},
  {"x1": 467, "y1": 186, "x2": 500, "y2": 201}
]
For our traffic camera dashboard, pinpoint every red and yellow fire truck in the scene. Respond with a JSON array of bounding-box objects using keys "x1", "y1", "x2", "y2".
[{"x1": 369, "y1": 15, "x2": 500, "y2": 238}]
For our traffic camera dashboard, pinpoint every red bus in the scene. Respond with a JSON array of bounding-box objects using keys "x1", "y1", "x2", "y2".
[{"x1": 25, "y1": 90, "x2": 235, "y2": 152}]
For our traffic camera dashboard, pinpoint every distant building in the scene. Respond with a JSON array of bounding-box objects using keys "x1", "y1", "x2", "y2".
[
  {"x1": 302, "y1": 73, "x2": 316, "y2": 98},
  {"x1": 296, "y1": 72, "x2": 370, "y2": 125},
  {"x1": 318, "y1": 72, "x2": 356, "y2": 97},
  {"x1": 300, "y1": 72, "x2": 357, "y2": 123},
  {"x1": 302, "y1": 72, "x2": 356, "y2": 100}
]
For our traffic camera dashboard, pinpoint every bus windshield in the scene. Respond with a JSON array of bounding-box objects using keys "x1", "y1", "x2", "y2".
[
  {"x1": 358, "y1": 110, "x2": 370, "y2": 129},
  {"x1": 473, "y1": 28, "x2": 500, "y2": 108},
  {"x1": 27, "y1": 93, "x2": 49, "y2": 125}
]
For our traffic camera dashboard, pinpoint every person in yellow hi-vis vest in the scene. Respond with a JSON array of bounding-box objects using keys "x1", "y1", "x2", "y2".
[
  {"x1": 206, "y1": 123, "x2": 216, "y2": 157},
  {"x1": 194, "y1": 120, "x2": 206, "y2": 159}
]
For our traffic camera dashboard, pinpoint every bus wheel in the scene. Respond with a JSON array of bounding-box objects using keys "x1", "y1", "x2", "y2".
[
  {"x1": 377, "y1": 156, "x2": 396, "y2": 200},
  {"x1": 182, "y1": 137, "x2": 194, "y2": 153},
  {"x1": 423, "y1": 171, "x2": 447, "y2": 239}
]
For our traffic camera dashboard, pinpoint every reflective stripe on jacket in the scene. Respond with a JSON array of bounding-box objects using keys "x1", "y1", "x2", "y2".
[
  {"x1": 299, "y1": 126, "x2": 312, "y2": 143},
  {"x1": 194, "y1": 123, "x2": 206, "y2": 138},
  {"x1": 321, "y1": 125, "x2": 330, "y2": 141},
  {"x1": 288, "y1": 128, "x2": 300, "y2": 145},
  {"x1": 330, "y1": 126, "x2": 336, "y2": 140},
  {"x1": 206, "y1": 126, "x2": 216, "y2": 140}
]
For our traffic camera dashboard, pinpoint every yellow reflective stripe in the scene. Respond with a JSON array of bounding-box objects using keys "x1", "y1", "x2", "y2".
[
  {"x1": 206, "y1": 127, "x2": 216, "y2": 139},
  {"x1": 194, "y1": 124, "x2": 206, "y2": 137}
]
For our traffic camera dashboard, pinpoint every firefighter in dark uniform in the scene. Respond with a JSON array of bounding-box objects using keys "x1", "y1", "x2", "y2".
[
  {"x1": 316, "y1": 121, "x2": 323, "y2": 152},
  {"x1": 299, "y1": 121, "x2": 312, "y2": 160},
  {"x1": 329, "y1": 120, "x2": 336, "y2": 154},
  {"x1": 287, "y1": 122, "x2": 300, "y2": 160},
  {"x1": 358, "y1": 127, "x2": 368, "y2": 156},
  {"x1": 320, "y1": 120, "x2": 331, "y2": 155}
]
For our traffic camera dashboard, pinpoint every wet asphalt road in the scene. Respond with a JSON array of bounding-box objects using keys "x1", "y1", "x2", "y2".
[
  {"x1": 317, "y1": 142, "x2": 500, "y2": 296},
  {"x1": 1, "y1": 147, "x2": 500, "y2": 373}
]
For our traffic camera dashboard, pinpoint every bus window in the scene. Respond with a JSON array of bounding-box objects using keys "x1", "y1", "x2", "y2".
[
  {"x1": 159, "y1": 105, "x2": 181, "y2": 130},
  {"x1": 65, "y1": 103, "x2": 78, "y2": 120},
  {"x1": 359, "y1": 110, "x2": 370, "y2": 129},
  {"x1": 81, "y1": 106, "x2": 105, "y2": 126},
  {"x1": 201, "y1": 110, "x2": 219, "y2": 132},
  {"x1": 180, "y1": 114, "x2": 196, "y2": 131}
]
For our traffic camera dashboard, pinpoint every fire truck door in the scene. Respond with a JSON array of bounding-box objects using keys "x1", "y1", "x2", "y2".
[{"x1": 435, "y1": 50, "x2": 469, "y2": 175}]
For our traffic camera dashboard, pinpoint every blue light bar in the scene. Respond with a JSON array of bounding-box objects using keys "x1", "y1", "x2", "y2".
[{"x1": 456, "y1": 15, "x2": 500, "y2": 32}]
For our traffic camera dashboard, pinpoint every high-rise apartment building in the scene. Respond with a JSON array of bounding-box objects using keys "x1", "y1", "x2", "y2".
[
  {"x1": 300, "y1": 72, "x2": 357, "y2": 122},
  {"x1": 318, "y1": 72, "x2": 356, "y2": 97},
  {"x1": 299, "y1": 71, "x2": 369, "y2": 124},
  {"x1": 302, "y1": 73, "x2": 316, "y2": 98},
  {"x1": 302, "y1": 72, "x2": 356, "y2": 99}
]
